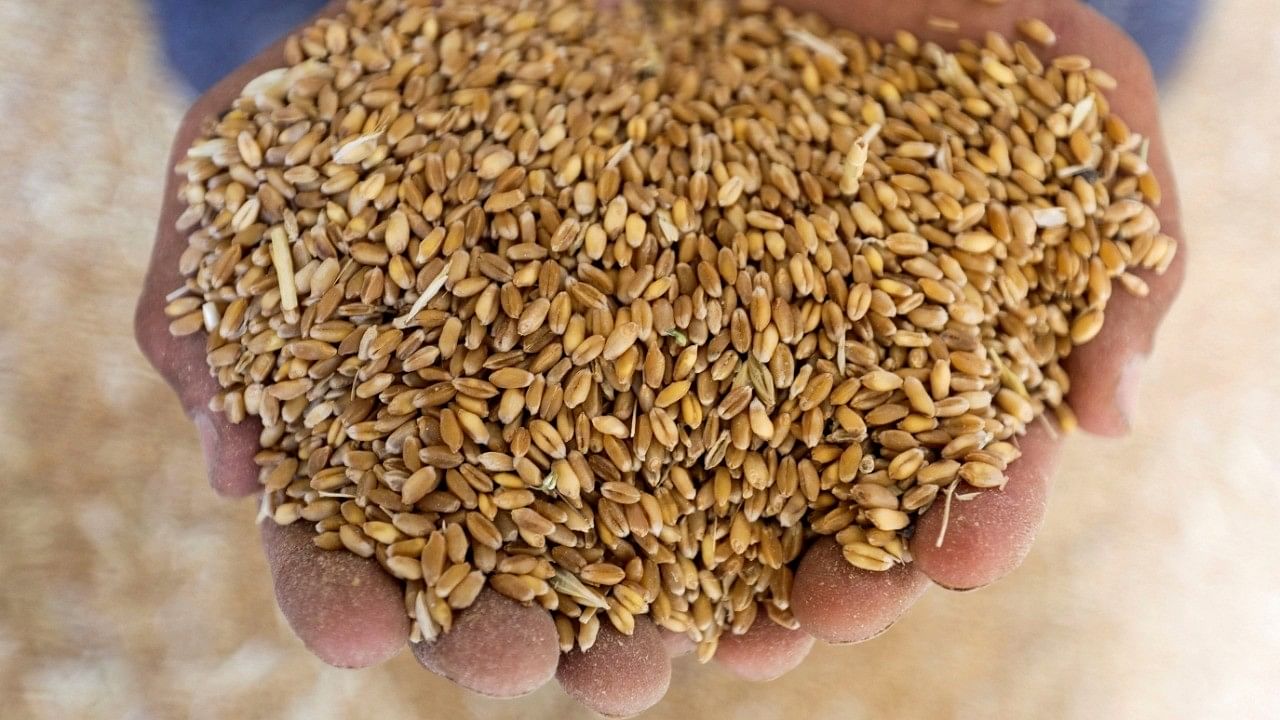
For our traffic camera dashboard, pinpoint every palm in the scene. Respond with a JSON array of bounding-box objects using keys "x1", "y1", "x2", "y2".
[{"x1": 136, "y1": 0, "x2": 1185, "y2": 714}]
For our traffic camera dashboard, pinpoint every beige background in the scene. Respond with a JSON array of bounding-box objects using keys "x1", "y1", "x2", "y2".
[{"x1": 2, "y1": 0, "x2": 1277, "y2": 718}]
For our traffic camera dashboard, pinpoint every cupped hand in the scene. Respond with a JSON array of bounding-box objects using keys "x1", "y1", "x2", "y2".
[{"x1": 135, "y1": 0, "x2": 1185, "y2": 715}]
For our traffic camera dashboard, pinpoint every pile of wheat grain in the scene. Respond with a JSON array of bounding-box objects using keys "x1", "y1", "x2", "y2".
[{"x1": 165, "y1": 0, "x2": 1174, "y2": 660}]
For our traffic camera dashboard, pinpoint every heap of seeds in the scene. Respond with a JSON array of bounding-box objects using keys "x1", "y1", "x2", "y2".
[{"x1": 165, "y1": 0, "x2": 1175, "y2": 660}]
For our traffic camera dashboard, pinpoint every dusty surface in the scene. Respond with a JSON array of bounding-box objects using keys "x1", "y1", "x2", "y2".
[{"x1": 1, "y1": 0, "x2": 1276, "y2": 717}]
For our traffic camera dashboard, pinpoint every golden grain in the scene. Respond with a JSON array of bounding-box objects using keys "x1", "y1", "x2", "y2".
[
  {"x1": 1017, "y1": 17, "x2": 1058, "y2": 47},
  {"x1": 172, "y1": 0, "x2": 1173, "y2": 658}
]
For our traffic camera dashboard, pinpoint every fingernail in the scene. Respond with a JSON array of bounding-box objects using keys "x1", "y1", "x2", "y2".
[
  {"x1": 193, "y1": 410, "x2": 219, "y2": 480},
  {"x1": 1115, "y1": 354, "x2": 1147, "y2": 432}
]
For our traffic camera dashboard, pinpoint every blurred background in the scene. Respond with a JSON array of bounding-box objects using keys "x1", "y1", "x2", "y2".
[{"x1": 1, "y1": 0, "x2": 1277, "y2": 718}]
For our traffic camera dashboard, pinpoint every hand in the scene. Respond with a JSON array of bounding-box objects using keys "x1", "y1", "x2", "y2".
[{"x1": 135, "y1": 0, "x2": 1185, "y2": 715}]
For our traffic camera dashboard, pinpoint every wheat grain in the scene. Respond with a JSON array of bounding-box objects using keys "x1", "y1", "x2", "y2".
[
  {"x1": 171, "y1": 0, "x2": 1175, "y2": 657},
  {"x1": 1017, "y1": 17, "x2": 1058, "y2": 47}
]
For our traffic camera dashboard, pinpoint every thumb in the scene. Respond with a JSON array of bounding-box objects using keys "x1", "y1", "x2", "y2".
[{"x1": 135, "y1": 259, "x2": 263, "y2": 497}]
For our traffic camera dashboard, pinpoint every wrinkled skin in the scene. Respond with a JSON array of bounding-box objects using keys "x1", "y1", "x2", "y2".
[{"x1": 135, "y1": 0, "x2": 1185, "y2": 715}]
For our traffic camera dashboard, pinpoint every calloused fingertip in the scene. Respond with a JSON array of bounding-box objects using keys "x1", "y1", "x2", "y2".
[
  {"x1": 910, "y1": 422, "x2": 1061, "y2": 591},
  {"x1": 558, "y1": 619, "x2": 671, "y2": 718},
  {"x1": 792, "y1": 538, "x2": 929, "y2": 645},
  {"x1": 260, "y1": 522, "x2": 407, "y2": 669},
  {"x1": 412, "y1": 589, "x2": 559, "y2": 698},
  {"x1": 715, "y1": 617, "x2": 814, "y2": 682}
]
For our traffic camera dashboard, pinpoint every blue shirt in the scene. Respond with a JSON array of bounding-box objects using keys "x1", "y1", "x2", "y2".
[{"x1": 153, "y1": 0, "x2": 1201, "y2": 93}]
